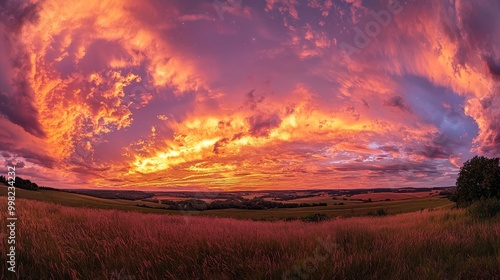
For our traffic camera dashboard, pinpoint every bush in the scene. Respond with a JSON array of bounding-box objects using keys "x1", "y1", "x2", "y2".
[
  {"x1": 368, "y1": 208, "x2": 387, "y2": 216},
  {"x1": 301, "y1": 213, "x2": 329, "y2": 223},
  {"x1": 467, "y1": 199, "x2": 500, "y2": 219}
]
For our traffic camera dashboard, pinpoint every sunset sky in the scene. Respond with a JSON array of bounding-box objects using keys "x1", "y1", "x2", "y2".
[{"x1": 0, "y1": 0, "x2": 499, "y2": 190}]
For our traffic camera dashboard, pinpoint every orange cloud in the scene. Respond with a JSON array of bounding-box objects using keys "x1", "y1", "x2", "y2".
[{"x1": 1, "y1": 0, "x2": 497, "y2": 190}]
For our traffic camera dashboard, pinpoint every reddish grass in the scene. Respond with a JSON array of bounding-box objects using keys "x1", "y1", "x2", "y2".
[{"x1": 1, "y1": 198, "x2": 499, "y2": 279}]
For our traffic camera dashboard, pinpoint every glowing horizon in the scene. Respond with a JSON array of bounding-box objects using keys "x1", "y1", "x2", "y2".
[{"x1": 1, "y1": 0, "x2": 499, "y2": 190}]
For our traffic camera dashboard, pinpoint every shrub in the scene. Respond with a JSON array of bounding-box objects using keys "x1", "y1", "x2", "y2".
[
  {"x1": 301, "y1": 213, "x2": 329, "y2": 223},
  {"x1": 368, "y1": 208, "x2": 387, "y2": 216},
  {"x1": 467, "y1": 199, "x2": 500, "y2": 219}
]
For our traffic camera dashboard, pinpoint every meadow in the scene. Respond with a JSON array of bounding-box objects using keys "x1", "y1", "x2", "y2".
[
  {"x1": 1, "y1": 197, "x2": 499, "y2": 279},
  {"x1": 0, "y1": 187, "x2": 453, "y2": 221}
]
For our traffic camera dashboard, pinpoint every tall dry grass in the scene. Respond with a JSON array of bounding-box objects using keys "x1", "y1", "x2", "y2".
[{"x1": 1, "y1": 198, "x2": 499, "y2": 280}]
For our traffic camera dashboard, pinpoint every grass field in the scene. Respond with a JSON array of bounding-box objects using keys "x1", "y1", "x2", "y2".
[
  {"x1": 0, "y1": 187, "x2": 454, "y2": 221},
  {"x1": 346, "y1": 191, "x2": 440, "y2": 201},
  {"x1": 1, "y1": 197, "x2": 499, "y2": 279}
]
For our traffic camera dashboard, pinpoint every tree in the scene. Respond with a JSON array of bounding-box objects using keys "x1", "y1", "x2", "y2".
[
  {"x1": 451, "y1": 156, "x2": 500, "y2": 206},
  {"x1": 11, "y1": 177, "x2": 40, "y2": 191}
]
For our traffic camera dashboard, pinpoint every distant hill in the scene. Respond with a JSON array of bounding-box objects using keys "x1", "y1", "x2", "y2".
[{"x1": 66, "y1": 189, "x2": 155, "y2": 200}]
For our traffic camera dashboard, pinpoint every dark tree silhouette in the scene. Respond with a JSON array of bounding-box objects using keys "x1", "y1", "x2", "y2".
[
  {"x1": 1, "y1": 176, "x2": 40, "y2": 191},
  {"x1": 451, "y1": 156, "x2": 500, "y2": 206}
]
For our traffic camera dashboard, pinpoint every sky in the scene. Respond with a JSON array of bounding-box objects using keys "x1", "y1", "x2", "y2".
[{"x1": 0, "y1": 0, "x2": 499, "y2": 191}]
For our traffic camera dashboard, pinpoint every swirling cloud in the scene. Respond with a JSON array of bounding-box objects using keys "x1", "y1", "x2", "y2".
[{"x1": 0, "y1": 0, "x2": 497, "y2": 190}]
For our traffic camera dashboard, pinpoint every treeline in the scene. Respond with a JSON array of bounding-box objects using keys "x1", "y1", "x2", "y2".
[
  {"x1": 158, "y1": 197, "x2": 327, "y2": 211},
  {"x1": 0, "y1": 176, "x2": 40, "y2": 191},
  {"x1": 67, "y1": 189, "x2": 154, "y2": 200},
  {"x1": 327, "y1": 187, "x2": 454, "y2": 197},
  {"x1": 153, "y1": 192, "x2": 238, "y2": 200},
  {"x1": 261, "y1": 193, "x2": 317, "y2": 201}
]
